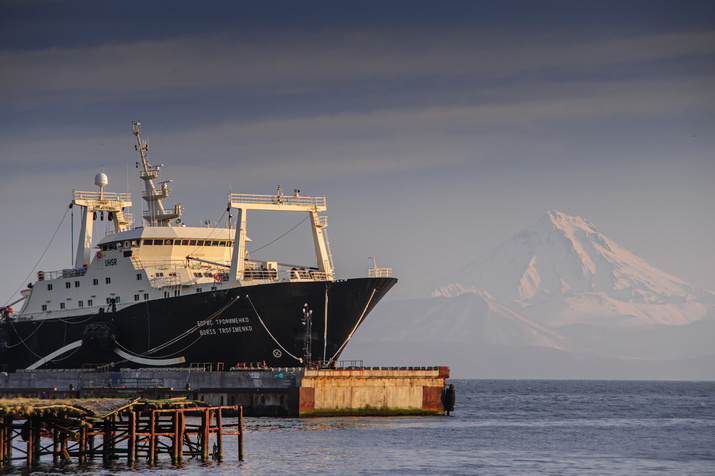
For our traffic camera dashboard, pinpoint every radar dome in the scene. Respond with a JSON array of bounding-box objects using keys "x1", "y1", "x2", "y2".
[{"x1": 95, "y1": 172, "x2": 109, "y2": 188}]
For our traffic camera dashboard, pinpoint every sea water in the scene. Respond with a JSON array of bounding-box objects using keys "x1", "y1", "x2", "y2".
[{"x1": 7, "y1": 380, "x2": 714, "y2": 475}]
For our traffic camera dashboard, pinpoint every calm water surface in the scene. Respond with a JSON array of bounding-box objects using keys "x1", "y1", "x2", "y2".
[{"x1": 7, "y1": 380, "x2": 715, "y2": 475}]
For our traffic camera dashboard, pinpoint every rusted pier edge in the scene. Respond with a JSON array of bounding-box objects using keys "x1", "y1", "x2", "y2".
[
  {"x1": 0, "y1": 398, "x2": 244, "y2": 469},
  {"x1": 1, "y1": 365, "x2": 451, "y2": 417}
]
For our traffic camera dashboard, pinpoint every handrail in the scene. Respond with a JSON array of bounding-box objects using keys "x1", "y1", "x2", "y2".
[
  {"x1": 37, "y1": 268, "x2": 88, "y2": 280},
  {"x1": 367, "y1": 267, "x2": 392, "y2": 278},
  {"x1": 72, "y1": 190, "x2": 132, "y2": 202},
  {"x1": 229, "y1": 193, "x2": 326, "y2": 208},
  {"x1": 131, "y1": 258, "x2": 188, "y2": 270}
]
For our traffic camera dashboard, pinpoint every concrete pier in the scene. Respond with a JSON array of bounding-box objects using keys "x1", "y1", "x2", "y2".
[
  {"x1": 0, "y1": 366, "x2": 450, "y2": 416},
  {"x1": 300, "y1": 367, "x2": 449, "y2": 416}
]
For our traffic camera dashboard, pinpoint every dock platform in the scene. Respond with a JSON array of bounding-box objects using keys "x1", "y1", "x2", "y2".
[{"x1": 0, "y1": 365, "x2": 451, "y2": 417}]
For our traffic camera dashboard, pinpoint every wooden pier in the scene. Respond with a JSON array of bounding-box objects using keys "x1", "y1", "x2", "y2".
[{"x1": 0, "y1": 398, "x2": 244, "y2": 469}]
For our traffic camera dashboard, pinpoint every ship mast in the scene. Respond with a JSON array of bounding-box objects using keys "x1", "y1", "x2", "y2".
[{"x1": 132, "y1": 121, "x2": 183, "y2": 227}]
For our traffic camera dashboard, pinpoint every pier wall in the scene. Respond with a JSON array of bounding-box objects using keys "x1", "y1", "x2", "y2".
[{"x1": 300, "y1": 367, "x2": 449, "y2": 416}]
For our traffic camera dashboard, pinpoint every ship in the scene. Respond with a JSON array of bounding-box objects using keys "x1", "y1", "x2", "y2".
[{"x1": 0, "y1": 122, "x2": 397, "y2": 372}]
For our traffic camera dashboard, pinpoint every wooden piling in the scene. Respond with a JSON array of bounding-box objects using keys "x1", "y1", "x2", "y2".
[
  {"x1": 25, "y1": 418, "x2": 33, "y2": 468},
  {"x1": 238, "y1": 406, "x2": 244, "y2": 461},
  {"x1": 216, "y1": 408, "x2": 223, "y2": 461},
  {"x1": 79, "y1": 424, "x2": 87, "y2": 464},
  {"x1": 52, "y1": 427, "x2": 60, "y2": 465},
  {"x1": 149, "y1": 410, "x2": 156, "y2": 465},
  {"x1": 201, "y1": 408, "x2": 210, "y2": 462},
  {"x1": 1, "y1": 399, "x2": 243, "y2": 469},
  {"x1": 60, "y1": 433, "x2": 70, "y2": 464},
  {"x1": 176, "y1": 409, "x2": 184, "y2": 462},
  {"x1": 127, "y1": 410, "x2": 136, "y2": 465}
]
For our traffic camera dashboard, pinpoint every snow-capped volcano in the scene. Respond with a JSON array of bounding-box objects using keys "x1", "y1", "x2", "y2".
[
  {"x1": 430, "y1": 210, "x2": 707, "y2": 326},
  {"x1": 345, "y1": 210, "x2": 715, "y2": 379}
]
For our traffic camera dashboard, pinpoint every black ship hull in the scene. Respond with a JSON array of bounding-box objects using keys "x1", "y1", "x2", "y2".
[{"x1": 1, "y1": 277, "x2": 396, "y2": 372}]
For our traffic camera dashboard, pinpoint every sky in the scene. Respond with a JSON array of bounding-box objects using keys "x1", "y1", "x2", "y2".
[{"x1": 1, "y1": 0, "x2": 714, "y2": 307}]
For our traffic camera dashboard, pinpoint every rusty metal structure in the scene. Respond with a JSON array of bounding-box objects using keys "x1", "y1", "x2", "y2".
[{"x1": 0, "y1": 398, "x2": 243, "y2": 469}]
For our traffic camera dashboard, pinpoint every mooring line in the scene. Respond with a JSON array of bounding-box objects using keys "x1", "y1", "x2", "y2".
[
  {"x1": 330, "y1": 288, "x2": 377, "y2": 361},
  {"x1": 245, "y1": 294, "x2": 303, "y2": 363}
]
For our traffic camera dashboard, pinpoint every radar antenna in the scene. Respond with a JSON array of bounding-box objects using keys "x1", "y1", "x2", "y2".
[{"x1": 132, "y1": 121, "x2": 183, "y2": 226}]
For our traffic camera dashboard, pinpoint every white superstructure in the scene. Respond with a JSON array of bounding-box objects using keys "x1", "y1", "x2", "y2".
[{"x1": 13, "y1": 121, "x2": 345, "y2": 322}]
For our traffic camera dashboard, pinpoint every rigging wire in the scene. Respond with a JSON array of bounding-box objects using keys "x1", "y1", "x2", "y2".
[
  {"x1": 55, "y1": 313, "x2": 97, "y2": 325},
  {"x1": 185, "y1": 209, "x2": 229, "y2": 257},
  {"x1": 47, "y1": 344, "x2": 82, "y2": 363},
  {"x1": 116, "y1": 296, "x2": 240, "y2": 358},
  {"x1": 5, "y1": 318, "x2": 45, "y2": 355},
  {"x1": 249, "y1": 215, "x2": 310, "y2": 255},
  {"x1": 3, "y1": 205, "x2": 71, "y2": 307}
]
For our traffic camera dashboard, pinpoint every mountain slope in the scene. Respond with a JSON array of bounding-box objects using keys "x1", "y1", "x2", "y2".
[
  {"x1": 351, "y1": 290, "x2": 566, "y2": 348},
  {"x1": 428, "y1": 210, "x2": 708, "y2": 326},
  {"x1": 344, "y1": 210, "x2": 714, "y2": 379}
]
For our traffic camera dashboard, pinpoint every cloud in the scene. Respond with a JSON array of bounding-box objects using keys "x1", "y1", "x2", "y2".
[{"x1": 2, "y1": 27, "x2": 713, "y2": 106}]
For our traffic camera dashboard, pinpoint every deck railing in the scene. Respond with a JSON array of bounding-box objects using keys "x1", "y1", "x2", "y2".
[
  {"x1": 367, "y1": 267, "x2": 393, "y2": 278},
  {"x1": 229, "y1": 193, "x2": 326, "y2": 208},
  {"x1": 72, "y1": 190, "x2": 132, "y2": 202},
  {"x1": 128, "y1": 257, "x2": 330, "y2": 284},
  {"x1": 37, "y1": 268, "x2": 88, "y2": 281}
]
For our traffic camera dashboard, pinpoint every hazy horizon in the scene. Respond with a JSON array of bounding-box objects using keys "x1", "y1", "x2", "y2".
[{"x1": 2, "y1": 0, "x2": 714, "y2": 306}]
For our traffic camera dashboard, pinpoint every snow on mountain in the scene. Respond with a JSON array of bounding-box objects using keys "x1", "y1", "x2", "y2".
[
  {"x1": 345, "y1": 210, "x2": 714, "y2": 378},
  {"x1": 428, "y1": 210, "x2": 708, "y2": 327}
]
